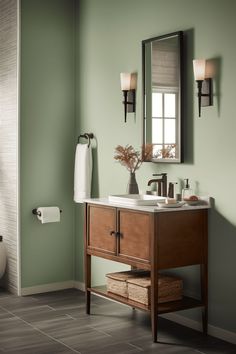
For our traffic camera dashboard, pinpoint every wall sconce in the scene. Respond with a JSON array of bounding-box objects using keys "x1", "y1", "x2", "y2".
[
  {"x1": 193, "y1": 59, "x2": 213, "y2": 117},
  {"x1": 120, "y1": 73, "x2": 136, "y2": 122}
]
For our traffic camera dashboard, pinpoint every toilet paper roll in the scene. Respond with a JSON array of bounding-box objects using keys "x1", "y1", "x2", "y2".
[{"x1": 37, "y1": 207, "x2": 60, "y2": 224}]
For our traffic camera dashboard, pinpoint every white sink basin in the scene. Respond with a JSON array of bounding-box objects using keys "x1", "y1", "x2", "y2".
[{"x1": 108, "y1": 194, "x2": 166, "y2": 206}]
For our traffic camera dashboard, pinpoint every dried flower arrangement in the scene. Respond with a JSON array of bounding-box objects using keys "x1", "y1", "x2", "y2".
[{"x1": 114, "y1": 144, "x2": 152, "y2": 173}]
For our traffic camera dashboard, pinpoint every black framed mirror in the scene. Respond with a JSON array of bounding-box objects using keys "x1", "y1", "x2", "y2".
[{"x1": 142, "y1": 31, "x2": 183, "y2": 163}]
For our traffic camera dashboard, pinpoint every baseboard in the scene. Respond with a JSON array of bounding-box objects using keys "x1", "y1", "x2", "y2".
[
  {"x1": 162, "y1": 313, "x2": 236, "y2": 345},
  {"x1": 20, "y1": 281, "x2": 75, "y2": 296},
  {"x1": 73, "y1": 280, "x2": 85, "y2": 291}
]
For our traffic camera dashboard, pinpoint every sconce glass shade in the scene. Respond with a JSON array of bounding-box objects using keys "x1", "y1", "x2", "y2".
[
  {"x1": 193, "y1": 59, "x2": 206, "y2": 81},
  {"x1": 120, "y1": 73, "x2": 132, "y2": 91}
]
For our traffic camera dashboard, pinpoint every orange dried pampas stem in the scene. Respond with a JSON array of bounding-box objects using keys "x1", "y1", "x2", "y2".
[{"x1": 114, "y1": 144, "x2": 152, "y2": 173}]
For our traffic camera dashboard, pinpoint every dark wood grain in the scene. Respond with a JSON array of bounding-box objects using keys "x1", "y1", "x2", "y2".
[
  {"x1": 118, "y1": 209, "x2": 151, "y2": 263},
  {"x1": 151, "y1": 212, "x2": 158, "y2": 342},
  {"x1": 156, "y1": 210, "x2": 207, "y2": 269},
  {"x1": 87, "y1": 205, "x2": 116, "y2": 255},
  {"x1": 85, "y1": 203, "x2": 209, "y2": 343}
]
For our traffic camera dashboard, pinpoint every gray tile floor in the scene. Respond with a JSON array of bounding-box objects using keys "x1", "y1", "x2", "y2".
[{"x1": 0, "y1": 288, "x2": 235, "y2": 354}]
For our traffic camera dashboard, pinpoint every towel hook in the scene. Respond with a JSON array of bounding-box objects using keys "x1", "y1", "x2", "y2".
[{"x1": 78, "y1": 133, "x2": 94, "y2": 147}]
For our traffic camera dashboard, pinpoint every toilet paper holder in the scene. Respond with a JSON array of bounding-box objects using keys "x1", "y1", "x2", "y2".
[{"x1": 32, "y1": 208, "x2": 62, "y2": 217}]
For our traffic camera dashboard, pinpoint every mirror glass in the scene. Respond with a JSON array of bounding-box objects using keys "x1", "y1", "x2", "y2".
[{"x1": 142, "y1": 31, "x2": 183, "y2": 163}]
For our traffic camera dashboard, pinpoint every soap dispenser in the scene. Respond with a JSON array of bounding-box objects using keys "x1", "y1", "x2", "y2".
[{"x1": 182, "y1": 179, "x2": 193, "y2": 200}]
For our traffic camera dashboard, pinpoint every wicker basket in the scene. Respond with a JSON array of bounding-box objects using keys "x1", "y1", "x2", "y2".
[
  {"x1": 127, "y1": 274, "x2": 183, "y2": 305},
  {"x1": 106, "y1": 270, "x2": 149, "y2": 298}
]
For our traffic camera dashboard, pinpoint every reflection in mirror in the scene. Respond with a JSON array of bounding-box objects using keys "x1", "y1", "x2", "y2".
[{"x1": 143, "y1": 31, "x2": 183, "y2": 163}]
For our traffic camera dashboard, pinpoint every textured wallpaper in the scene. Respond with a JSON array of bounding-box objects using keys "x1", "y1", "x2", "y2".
[{"x1": 0, "y1": 0, "x2": 19, "y2": 294}]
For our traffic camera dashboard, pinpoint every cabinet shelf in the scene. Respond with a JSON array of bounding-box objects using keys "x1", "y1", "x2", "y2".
[{"x1": 88, "y1": 286, "x2": 203, "y2": 314}]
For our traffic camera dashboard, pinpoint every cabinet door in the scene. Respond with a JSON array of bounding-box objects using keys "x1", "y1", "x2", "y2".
[
  {"x1": 118, "y1": 209, "x2": 151, "y2": 263},
  {"x1": 87, "y1": 205, "x2": 116, "y2": 255}
]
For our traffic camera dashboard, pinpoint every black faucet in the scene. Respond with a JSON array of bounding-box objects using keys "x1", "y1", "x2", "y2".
[{"x1": 147, "y1": 173, "x2": 167, "y2": 197}]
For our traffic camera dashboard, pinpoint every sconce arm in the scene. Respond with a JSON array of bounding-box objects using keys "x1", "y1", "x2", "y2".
[
  {"x1": 122, "y1": 90, "x2": 128, "y2": 122},
  {"x1": 196, "y1": 80, "x2": 203, "y2": 117},
  {"x1": 122, "y1": 89, "x2": 136, "y2": 123}
]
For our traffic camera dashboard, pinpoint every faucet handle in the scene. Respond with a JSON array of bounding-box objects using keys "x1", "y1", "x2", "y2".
[{"x1": 168, "y1": 182, "x2": 178, "y2": 199}]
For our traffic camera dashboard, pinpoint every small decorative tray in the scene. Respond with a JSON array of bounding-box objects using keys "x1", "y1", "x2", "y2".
[{"x1": 183, "y1": 196, "x2": 211, "y2": 206}]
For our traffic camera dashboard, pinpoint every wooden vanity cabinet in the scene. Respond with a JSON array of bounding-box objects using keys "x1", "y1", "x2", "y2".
[{"x1": 84, "y1": 202, "x2": 208, "y2": 342}]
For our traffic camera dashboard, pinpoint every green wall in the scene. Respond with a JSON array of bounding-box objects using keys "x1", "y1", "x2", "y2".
[
  {"x1": 20, "y1": 0, "x2": 75, "y2": 287},
  {"x1": 75, "y1": 0, "x2": 236, "y2": 333},
  {"x1": 19, "y1": 0, "x2": 236, "y2": 335}
]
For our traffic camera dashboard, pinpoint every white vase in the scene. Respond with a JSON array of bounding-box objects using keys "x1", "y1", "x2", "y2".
[{"x1": 0, "y1": 236, "x2": 7, "y2": 279}]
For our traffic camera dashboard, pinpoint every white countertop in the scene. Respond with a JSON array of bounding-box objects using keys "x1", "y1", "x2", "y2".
[{"x1": 84, "y1": 197, "x2": 211, "y2": 213}]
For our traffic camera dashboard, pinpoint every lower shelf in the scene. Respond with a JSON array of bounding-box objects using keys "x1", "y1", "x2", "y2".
[{"x1": 88, "y1": 286, "x2": 204, "y2": 314}]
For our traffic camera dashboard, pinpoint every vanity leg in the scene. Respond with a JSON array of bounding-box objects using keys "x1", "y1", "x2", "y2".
[
  {"x1": 201, "y1": 263, "x2": 208, "y2": 334},
  {"x1": 151, "y1": 266, "x2": 158, "y2": 342},
  {"x1": 151, "y1": 306, "x2": 157, "y2": 343},
  {"x1": 201, "y1": 212, "x2": 208, "y2": 335},
  {"x1": 84, "y1": 204, "x2": 91, "y2": 315},
  {"x1": 131, "y1": 265, "x2": 137, "y2": 308},
  {"x1": 151, "y1": 214, "x2": 158, "y2": 342},
  {"x1": 131, "y1": 266, "x2": 138, "y2": 310},
  {"x1": 85, "y1": 254, "x2": 91, "y2": 315}
]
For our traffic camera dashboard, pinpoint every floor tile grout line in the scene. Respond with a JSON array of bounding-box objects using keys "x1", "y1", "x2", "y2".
[
  {"x1": 126, "y1": 342, "x2": 144, "y2": 352},
  {"x1": 87, "y1": 324, "x2": 147, "y2": 351},
  {"x1": 65, "y1": 314, "x2": 78, "y2": 321},
  {"x1": 79, "y1": 324, "x2": 145, "y2": 353},
  {"x1": 46, "y1": 305, "x2": 56, "y2": 311},
  {"x1": 88, "y1": 324, "x2": 113, "y2": 337},
  {"x1": 65, "y1": 314, "x2": 78, "y2": 320},
  {"x1": 1, "y1": 307, "x2": 82, "y2": 354}
]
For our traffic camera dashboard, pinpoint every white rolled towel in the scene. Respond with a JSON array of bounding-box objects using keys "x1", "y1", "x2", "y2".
[
  {"x1": 37, "y1": 207, "x2": 60, "y2": 224},
  {"x1": 74, "y1": 143, "x2": 93, "y2": 203}
]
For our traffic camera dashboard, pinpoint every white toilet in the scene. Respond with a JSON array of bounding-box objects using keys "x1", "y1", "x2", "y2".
[{"x1": 0, "y1": 236, "x2": 6, "y2": 279}]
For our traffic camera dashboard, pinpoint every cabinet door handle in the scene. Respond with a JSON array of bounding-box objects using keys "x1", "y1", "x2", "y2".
[
  {"x1": 109, "y1": 231, "x2": 122, "y2": 237},
  {"x1": 116, "y1": 232, "x2": 123, "y2": 238}
]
